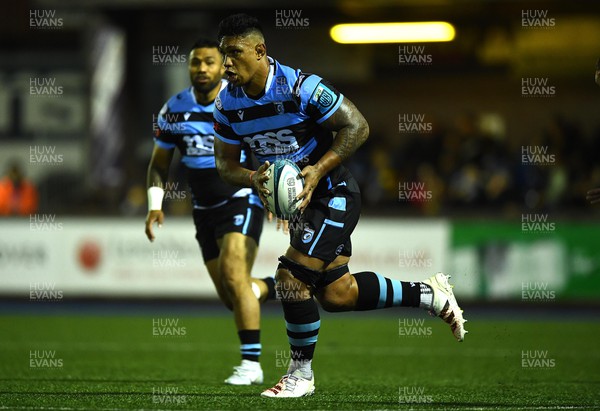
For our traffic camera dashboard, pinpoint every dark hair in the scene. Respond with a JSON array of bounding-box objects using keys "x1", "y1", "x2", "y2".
[
  {"x1": 190, "y1": 37, "x2": 220, "y2": 52},
  {"x1": 217, "y1": 13, "x2": 263, "y2": 40}
]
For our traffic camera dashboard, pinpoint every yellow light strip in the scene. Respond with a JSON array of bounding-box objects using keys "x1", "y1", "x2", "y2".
[{"x1": 330, "y1": 22, "x2": 455, "y2": 44}]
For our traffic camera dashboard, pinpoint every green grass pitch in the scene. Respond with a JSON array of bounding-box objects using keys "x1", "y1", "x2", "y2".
[{"x1": 0, "y1": 306, "x2": 599, "y2": 410}]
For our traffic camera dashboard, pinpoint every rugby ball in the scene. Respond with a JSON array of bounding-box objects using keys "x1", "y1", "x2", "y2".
[{"x1": 264, "y1": 159, "x2": 304, "y2": 219}]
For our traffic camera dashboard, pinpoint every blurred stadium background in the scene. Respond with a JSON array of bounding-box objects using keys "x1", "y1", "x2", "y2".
[{"x1": 1, "y1": 0, "x2": 600, "y2": 409}]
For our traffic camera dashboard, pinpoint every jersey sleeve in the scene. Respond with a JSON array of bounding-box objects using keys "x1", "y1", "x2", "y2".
[
  {"x1": 293, "y1": 73, "x2": 344, "y2": 124},
  {"x1": 213, "y1": 93, "x2": 242, "y2": 145},
  {"x1": 153, "y1": 102, "x2": 177, "y2": 150}
]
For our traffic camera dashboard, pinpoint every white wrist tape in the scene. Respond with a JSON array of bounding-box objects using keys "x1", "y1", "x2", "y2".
[{"x1": 147, "y1": 186, "x2": 165, "y2": 211}]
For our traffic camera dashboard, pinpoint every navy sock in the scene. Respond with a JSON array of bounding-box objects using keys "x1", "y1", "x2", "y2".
[
  {"x1": 238, "y1": 329, "x2": 261, "y2": 362},
  {"x1": 353, "y1": 272, "x2": 423, "y2": 310},
  {"x1": 282, "y1": 298, "x2": 320, "y2": 363}
]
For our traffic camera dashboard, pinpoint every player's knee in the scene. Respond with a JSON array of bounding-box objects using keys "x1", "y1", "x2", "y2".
[
  {"x1": 275, "y1": 264, "x2": 310, "y2": 301},
  {"x1": 220, "y1": 263, "x2": 250, "y2": 299},
  {"x1": 220, "y1": 271, "x2": 249, "y2": 297},
  {"x1": 275, "y1": 267, "x2": 294, "y2": 283},
  {"x1": 205, "y1": 260, "x2": 234, "y2": 310},
  {"x1": 220, "y1": 250, "x2": 244, "y2": 275},
  {"x1": 318, "y1": 275, "x2": 356, "y2": 312},
  {"x1": 219, "y1": 248, "x2": 250, "y2": 295}
]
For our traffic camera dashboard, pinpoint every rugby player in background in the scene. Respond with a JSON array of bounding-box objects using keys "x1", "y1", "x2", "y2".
[
  {"x1": 586, "y1": 57, "x2": 600, "y2": 204},
  {"x1": 213, "y1": 14, "x2": 467, "y2": 398},
  {"x1": 145, "y1": 38, "x2": 274, "y2": 385}
]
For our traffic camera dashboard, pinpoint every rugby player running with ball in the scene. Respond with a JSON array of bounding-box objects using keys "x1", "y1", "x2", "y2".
[{"x1": 213, "y1": 15, "x2": 467, "y2": 398}]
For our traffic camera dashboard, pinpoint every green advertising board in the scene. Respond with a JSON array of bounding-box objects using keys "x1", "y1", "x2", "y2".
[{"x1": 450, "y1": 220, "x2": 600, "y2": 301}]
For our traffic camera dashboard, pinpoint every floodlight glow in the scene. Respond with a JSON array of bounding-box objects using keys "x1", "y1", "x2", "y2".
[{"x1": 330, "y1": 22, "x2": 455, "y2": 44}]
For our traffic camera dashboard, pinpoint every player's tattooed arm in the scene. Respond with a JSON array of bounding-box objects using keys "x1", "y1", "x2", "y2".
[
  {"x1": 317, "y1": 98, "x2": 370, "y2": 175},
  {"x1": 328, "y1": 98, "x2": 369, "y2": 161},
  {"x1": 296, "y1": 98, "x2": 369, "y2": 212}
]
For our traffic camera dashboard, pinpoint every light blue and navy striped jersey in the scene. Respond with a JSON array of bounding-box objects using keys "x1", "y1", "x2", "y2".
[
  {"x1": 154, "y1": 82, "x2": 256, "y2": 208},
  {"x1": 213, "y1": 58, "x2": 345, "y2": 181}
]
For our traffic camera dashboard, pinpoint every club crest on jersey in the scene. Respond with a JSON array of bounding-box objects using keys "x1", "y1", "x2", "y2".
[
  {"x1": 233, "y1": 214, "x2": 245, "y2": 226},
  {"x1": 302, "y1": 228, "x2": 314, "y2": 244},
  {"x1": 237, "y1": 109, "x2": 244, "y2": 120},
  {"x1": 275, "y1": 101, "x2": 284, "y2": 114},
  {"x1": 215, "y1": 96, "x2": 222, "y2": 110}
]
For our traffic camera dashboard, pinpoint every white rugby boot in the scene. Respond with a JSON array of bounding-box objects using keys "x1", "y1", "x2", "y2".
[
  {"x1": 423, "y1": 273, "x2": 468, "y2": 342},
  {"x1": 224, "y1": 359, "x2": 264, "y2": 385},
  {"x1": 260, "y1": 370, "x2": 315, "y2": 397}
]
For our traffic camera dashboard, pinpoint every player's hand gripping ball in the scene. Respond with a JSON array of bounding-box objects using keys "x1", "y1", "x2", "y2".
[{"x1": 264, "y1": 159, "x2": 304, "y2": 219}]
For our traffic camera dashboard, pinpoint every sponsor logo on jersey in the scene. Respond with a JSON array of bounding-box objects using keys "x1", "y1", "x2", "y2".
[
  {"x1": 311, "y1": 85, "x2": 335, "y2": 113},
  {"x1": 237, "y1": 109, "x2": 244, "y2": 120},
  {"x1": 335, "y1": 244, "x2": 344, "y2": 255},
  {"x1": 183, "y1": 135, "x2": 214, "y2": 156},
  {"x1": 243, "y1": 129, "x2": 299, "y2": 155},
  {"x1": 317, "y1": 88, "x2": 333, "y2": 107}
]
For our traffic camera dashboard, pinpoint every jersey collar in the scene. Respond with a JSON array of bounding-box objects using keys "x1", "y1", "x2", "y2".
[{"x1": 264, "y1": 56, "x2": 276, "y2": 94}]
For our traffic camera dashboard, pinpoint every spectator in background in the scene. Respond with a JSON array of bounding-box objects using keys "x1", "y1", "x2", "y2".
[
  {"x1": 542, "y1": 115, "x2": 578, "y2": 208},
  {"x1": 586, "y1": 58, "x2": 600, "y2": 204},
  {"x1": 444, "y1": 113, "x2": 487, "y2": 207},
  {"x1": 0, "y1": 161, "x2": 38, "y2": 216}
]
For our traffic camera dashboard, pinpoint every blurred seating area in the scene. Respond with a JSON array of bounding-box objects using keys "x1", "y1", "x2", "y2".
[
  {"x1": 3, "y1": 110, "x2": 599, "y2": 218},
  {"x1": 347, "y1": 112, "x2": 600, "y2": 217}
]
